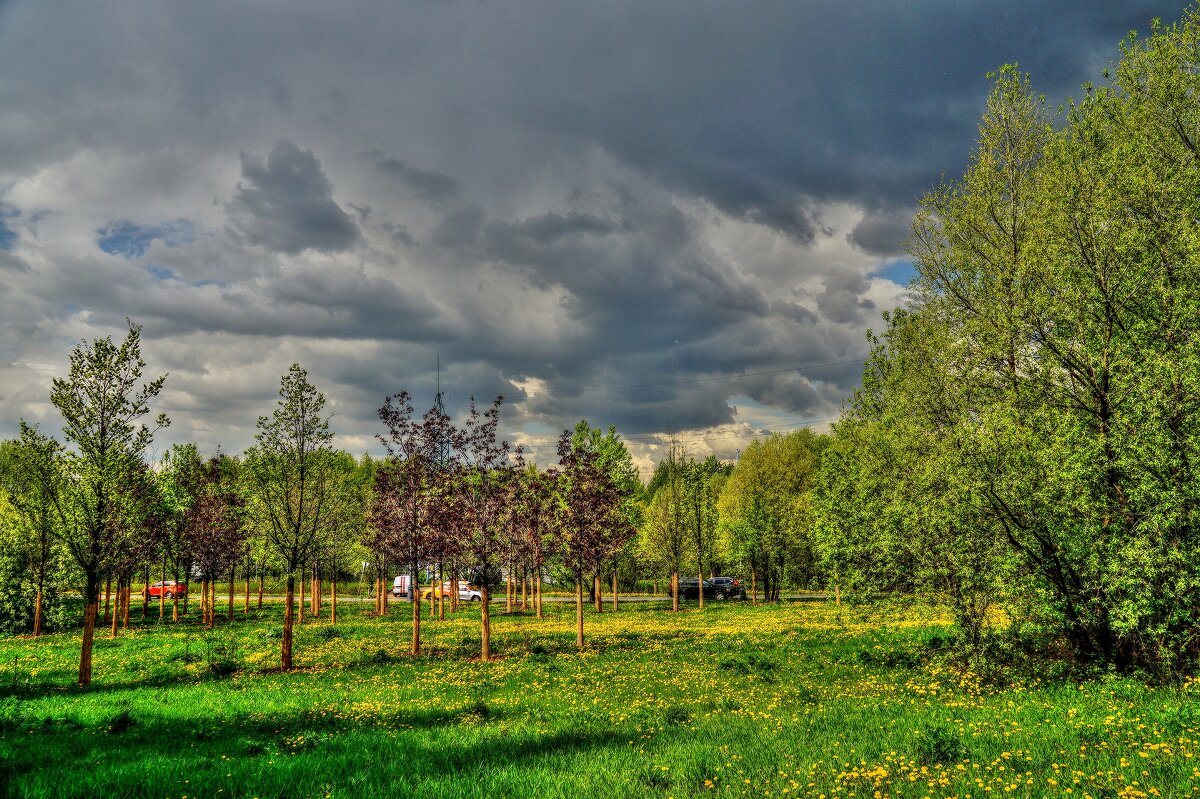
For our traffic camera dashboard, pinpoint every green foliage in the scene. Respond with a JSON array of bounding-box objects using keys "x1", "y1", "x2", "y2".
[
  {"x1": 817, "y1": 11, "x2": 1200, "y2": 676},
  {"x1": 718, "y1": 429, "x2": 826, "y2": 599}
]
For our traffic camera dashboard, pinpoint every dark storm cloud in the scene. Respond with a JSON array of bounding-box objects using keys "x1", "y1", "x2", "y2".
[
  {"x1": 847, "y1": 208, "x2": 913, "y2": 258},
  {"x1": 226, "y1": 139, "x2": 360, "y2": 254},
  {"x1": 364, "y1": 151, "x2": 459, "y2": 206},
  {"x1": 0, "y1": 0, "x2": 1182, "y2": 459}
]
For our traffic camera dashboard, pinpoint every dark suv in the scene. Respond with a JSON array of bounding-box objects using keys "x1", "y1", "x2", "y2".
[
  {"x1": 676, "y1": 578, "x2": 744, "y2": 600},
  {"x1": 709, "y1": 577, "x2": 747, "y2": 600}
]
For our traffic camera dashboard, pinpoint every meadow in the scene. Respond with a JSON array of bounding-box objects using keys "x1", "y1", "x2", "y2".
[{"x1": 0, "y1": 599, "x2": 1197, "y2": 799}]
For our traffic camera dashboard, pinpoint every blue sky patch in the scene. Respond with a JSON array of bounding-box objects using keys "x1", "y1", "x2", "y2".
[
  {"x1": 97, "y1": 219, "x2": 195, "y2": 258},
  {"x1": 872, "y1": 260, "x2": 916, "y2": 285},
  {"x1": 0, "y1": 205, "x2": 18, "y2": 251}
]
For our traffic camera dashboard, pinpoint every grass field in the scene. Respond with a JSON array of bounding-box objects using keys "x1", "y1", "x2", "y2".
[{"x1": 0, "y1": 599, "x2": 1197, "y2": 799}]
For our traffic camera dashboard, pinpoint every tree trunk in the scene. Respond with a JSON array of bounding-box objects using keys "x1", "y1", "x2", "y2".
[
  {"x1": 450, "y1": 563, "x2": 459, "y2": 613},
  {"x1": 122, "y1": 584, "x2": 130, "y2": 629},
  {"x1": 159, "y1": 559, "x2": 166, "y2": 620},
  {"x1": 536, "y1": 564, "x2": 543, "y2": 619},
  {"x1": 506, "y1": 570, "x2": 513, "y2": 613},
  {"x1": 411, "y1": 582, "x2": 421, "y2": 657},
  {"x1": 612, "y1": 572, "x2": 619, "y2": 612},
  {"x1": 103, "y1": 577, "x2": 112, "y2": 624},
  {"x1": 142, "y1": 566, "x2": 149, "y2": 619},
  {"x1": 182, "y1": 573, "x2": 190, "y2": 615},
  {"x1": 331, "y1": 579, "x2": 337, "y2": 626},
  {"x1": 172, "y1": 576, "x2": 180, "y2": 623},
  {"x1": 437, "y1": 562, "x2": 445, "y2": 621},
  {"x1": 381, "y1": 575, "x2": 388, "y2": 614},
  {"x1": 672, "y1": 571, "x2": 679, "y2": 612},
  {"x1": 282, "y1": 574, "x2": 295, "y2": 671},
  {"x1": 33, "y1": 589, "x2": 43, "y2": 638},
  {"x1": 521, "y1": 566, "x2": 528, "y2": 611},
  {"x1": 257, "y1": 572, "x2": 264, "y2": 610},
  {"x1": 110, "y1": 579, "x2": 120, "y2": 639},
  {"x1": 298, "y1": 573, "x2": 305, "y2": 624},
  {"x1": 78, "y1": 591, "x2": 98, "y2": 687},
  {"x1": 751, "y1": 571, "x2": 757, "y2": 606},
  {"x1": 228, "y1": 567, "x2": 235, "y2": 622},
  {"x1": 480, "y1": 584, "x2": 491, "y2": 662},
  {"x1": 698, "y1": 567, "x2": 704, "y2": 611},
  {"x1": 575, "y1": 577, "x2": 585, "y2": 650},
  {"x1": 594, "y1": 573, "x2": 602, "y2": 613},
  {"x1": 244, "y1": 567, "x2": 250, "y2": 615}
]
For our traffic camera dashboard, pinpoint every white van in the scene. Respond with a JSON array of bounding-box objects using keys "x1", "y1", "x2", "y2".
[{"x1": 392, "y1": 575, "x2": 413, "y2": 598}]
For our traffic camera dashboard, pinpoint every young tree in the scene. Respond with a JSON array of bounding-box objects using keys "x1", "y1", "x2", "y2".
[
  {"x1": 551, "y1": 429, "x2": 636, "y2": 649},
  {"x1": 183, "y1": 456, "x2": 246, "y2": 629},
  {"x1": 371, "y1": 390, "x2": 456, "y2": 655},
  {"x1": 638, "y1": 442, "x2": 687, "y2": 611},
  {"x1": 447, "y1": 397, "x2": 520, "y2": 661},
  {"x1": 36, "y1": 322, "x2": 169, "y2": 686},
  {"x1": 245, "y1": 364, "x2": 345, "y2": 671},
  {"x1": 681, "y1": 456, "x2": 720, "y2": 610}
]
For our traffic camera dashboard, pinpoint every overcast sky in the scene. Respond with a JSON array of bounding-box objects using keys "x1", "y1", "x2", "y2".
[{"x1": 0, "y1": 1, "x2": 1181, "y2": 474}]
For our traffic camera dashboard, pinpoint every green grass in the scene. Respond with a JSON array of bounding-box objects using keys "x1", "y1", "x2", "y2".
[{"x1": 0, "y1": 599, "x2": 1196, "y2": 798}]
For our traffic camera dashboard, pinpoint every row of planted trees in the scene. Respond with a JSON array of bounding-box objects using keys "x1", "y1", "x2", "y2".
[{"x1": 0, "y1": 325, "x2": 643, "y2": 685}]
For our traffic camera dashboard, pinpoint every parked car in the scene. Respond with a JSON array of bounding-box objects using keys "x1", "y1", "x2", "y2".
[
  {"x1": 675, "y1": 577, "x2": 744, "y2": 600},
  {"x1": 392, "y1": 575, "x2": 413, "y2": 598},
  {"x1": 420, "y1": 581, "x2": 483, "y2": 602},
  {"x1": 709, "y1": 576, "x2": 747, "y2": 600},
  {"x1": 145, "y1": 580, "x2": 186, "y2": 599}
]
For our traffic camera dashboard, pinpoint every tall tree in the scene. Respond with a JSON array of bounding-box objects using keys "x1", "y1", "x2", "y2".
[
  {"x1": 551, "y1": 429, "x2": 636, "y2": 648},
  {"x1": 245, "y1": 364, "x2": 344, "y2": 671},
  {"x1": 372, "y1": 390, "x2": 456, "y2": 655},
  {"x1": 30, "y1": 321, "x2": 169, "y2": 686},
  {"x1": 638, "y1": 442, "x2": 687, "y2": 611}
]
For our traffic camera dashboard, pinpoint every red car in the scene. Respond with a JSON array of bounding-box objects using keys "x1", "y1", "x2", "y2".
[{"x1": 145, "y1": 580, "x2": 187, "y2": 599}]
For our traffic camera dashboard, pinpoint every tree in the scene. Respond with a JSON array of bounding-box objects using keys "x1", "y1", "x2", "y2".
[
  {"x1": 570, "y1": 421, "x2": 642, "y2": 609},
  {"x1": 718, "y1": 430, "x2": 825, "y2": 601},
  {"x1": 447, "y1": 397, "x2": 520, "y2": 661},
  {"x1": 681, "y1": 456, "x2": 720, "y2": 610},
  {"x1": 371, "y1": 390, "x2": 456, "y2": 655},
  {"x1": 35, "y1": 322, "x2": 169, "y2": 686},
  {"x1": 818, "y1": 13, "x2": 1200, "y2": 675},
  {"x1": 638, "y1": 442, "x2": 688, "y2": 610},
  {"x1": 551, "y1": 429, "x2": 636, "y2": 648},
  {"x1": 245, "y1": 364, "x2": 345, "y2": 671},
  {"x1": 183, "y1": 456, "x2": 246, "y2": 629}
]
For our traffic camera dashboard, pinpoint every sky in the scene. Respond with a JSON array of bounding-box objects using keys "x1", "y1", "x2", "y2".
[{"x1": 0, "y1": 1, "x2": 1183, "y2": 475}]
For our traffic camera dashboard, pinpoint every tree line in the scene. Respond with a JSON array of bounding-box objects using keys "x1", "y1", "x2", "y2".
[{"x1": 0, "y1": 324, "x2": 829, "y2": 687}]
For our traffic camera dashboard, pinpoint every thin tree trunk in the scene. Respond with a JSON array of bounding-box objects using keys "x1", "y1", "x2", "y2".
[
  {"x1": 672, "y1": 571, "x2": 679, "y2": 612},
  {"x1": 110, "y1": 579, "x2": 119, "y2": 638},
  {"x1": 228, "y1": 566, "x2": 235, "y2": 622},
  {"x1": 182, "y1": 573, "x2": 190, "y2": 615},
  {"x1": 78, "y1": 592, "x2": 98, "y2": 687},
  {"x1": 142, "y1": 566, "x2": 149, "y2": 619},
  {"x1": 698, "y1": 567, "x2": 705, "y2": 611},
  {"x1": 381, "y1": 574, "x2": 388, "y2": 615},
  {"x1": 437, "y1": 562, "x2": 445, "y2": 621},
  {"x1": 282, "y1": 574, "x2": 295, "y2": 671},
  {"x1": 298, "y1": 573, "x2": 305, "y2": 624},
  {"x1": 594, "y1": 573, "x2": 602, "y2": 613},
  {"x1": 411, "y1": 580, "x2": 421, "y2": 656},
  {"x1": 122, "y1": 584, "x2": 130, "y2": 629},
  {"x1": 257, "y1": 572, "x2": 264, "y2": 610},
  {"x1": 521, "y1": 566, "x2": 528, "y2": 611},
  {"x1": 103, "y1": 577, "x2": 112, "y2": 624},
  {"x1": 199, "y1": 578, "x2": 207, "y2": 627},
  {"x1": 244, "y1": 565, "x2": 250, "y2": 615},
  {"x1": 612, "y1": 572, "x2": 619, "y2": 612},
  {"x1": 450, "y1": 563, "x2": 459, "y2": 613},
  {"x1": 575, "y1": 577, "x2": 585, "y2": 649},
  {"x1": 172, "y1": 573, "x2": 180, "y2": 623},
  {"x1": 536, "y1": 564, "x2": 543, "y2": 619},
  {"x1": 33, "y1": 589, "x2": 43, "y2": 638},
  {"x1": 331, "y1": 579, "x2": 337, "y2": 626},
  {"x1": 480, "y1": 584, "x2": 491, "y2": 662},
  {"x1": 751, "y1": 571, "x2": 757, "y2": 606},
  {"x1": 506, "y1": 570, "x2": 513, "y2": 613},
  {"x1": 159, "y1": 559, "x2": 166, "y2": 620}
]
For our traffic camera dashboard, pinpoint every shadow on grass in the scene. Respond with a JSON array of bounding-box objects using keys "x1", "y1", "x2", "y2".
[{"x1": 0, "y1": 701, "x2": 632, "y2": 797}]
